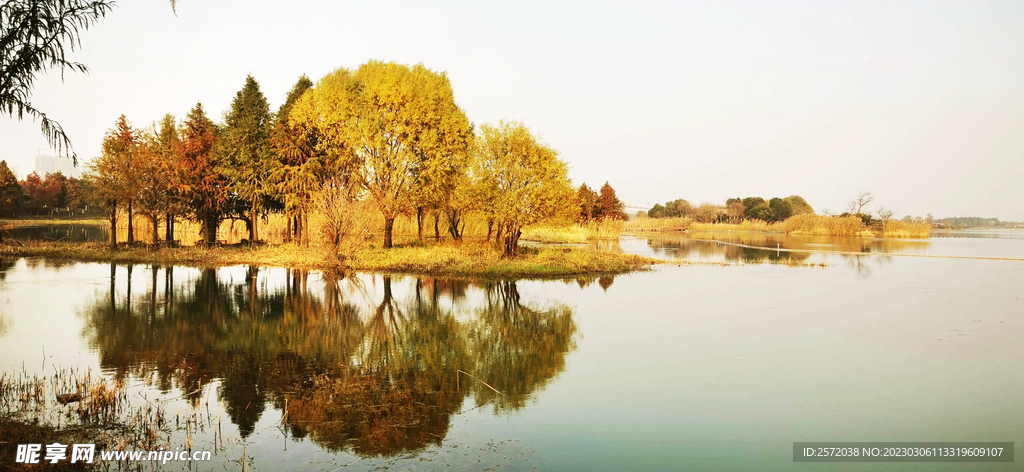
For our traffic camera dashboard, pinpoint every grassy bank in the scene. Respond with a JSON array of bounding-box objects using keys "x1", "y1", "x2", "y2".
[{"x1": 0, "y1": 240, "x2": 660, "y2": 278}]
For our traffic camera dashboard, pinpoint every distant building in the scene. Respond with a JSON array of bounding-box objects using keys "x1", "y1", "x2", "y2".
[{"x1": 34, "y1": 151, "x2": 80, "y2": 178}]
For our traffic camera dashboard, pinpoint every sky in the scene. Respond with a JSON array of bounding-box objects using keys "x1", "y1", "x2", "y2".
[{"x1": 2, "y1": 0, "x2": 1022, "y2": 220}]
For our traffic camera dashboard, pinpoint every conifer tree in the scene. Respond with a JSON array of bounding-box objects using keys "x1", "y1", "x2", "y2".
[
  {"x1": 156, "y1": 114, "x2": 182, "y2": 243},
  {"x1": 222, "y1": 75, "x2": 275, "y2": 244},
  {"x1": 177, "y1": 103, "x2": 227, "y2": 245},
  {"x1": 273, "y1": 75, "x2": 317, "y2": 245},
  {"x1": 0, "y1": 161, "x2": 24, "y2": 217},
  {"x1": 575, "y1": 183, "x2": 598, "y2": 223},
  {"x1": 89, "y1": 115, "x2": 137, "y2": 247},
  {"x1": 597, "y1": 181, "x2": 626, "y2": 220}
]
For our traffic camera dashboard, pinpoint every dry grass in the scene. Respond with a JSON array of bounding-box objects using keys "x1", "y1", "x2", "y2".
[
  {"x1": 520, "y1": 219, "x2": 625, "y2": 244},
  {"x1": 1, "y1": 369, "x2": 173, "y2": 471},
  {"x1": 776, "y1": 214, "x2": 871, "y2": 236},
  {"x1": 351, "y1": 241, "x2": 658, "y2": 278},
  {"x1": 882, "y1": 220, "x2": 931, "y2": 238},
  {"x1": 625, "y1": 216, "x2": 694, "y2": 231},
  {"x1": 688, "y1": 220, "x2": 772, "y2": 232},
  {"x1": 629, "y1": 213, "x2": 930, "y2": 238},
  {"x1": 521, "y1": 225, "x2": 589, "y2": 244},
  {"x1": 585, "y1": 219, "x2": 626, "y2": 240}
]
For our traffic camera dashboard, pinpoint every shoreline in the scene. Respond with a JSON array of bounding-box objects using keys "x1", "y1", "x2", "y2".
[{"x1": 0, "y1": 240, "x2": 661, "y2": 279}]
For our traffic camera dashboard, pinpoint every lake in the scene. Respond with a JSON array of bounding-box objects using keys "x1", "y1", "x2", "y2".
[{"x1": 1, "y1": 232, "x2": 1022, "y2": 470}]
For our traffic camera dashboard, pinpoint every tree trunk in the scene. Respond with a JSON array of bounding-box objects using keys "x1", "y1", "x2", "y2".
[
  {"x1": 286, "y1": 216, "x2": 292, "y2": 243},
  {"x1": 495, "y1": 223, "x2": 505, "y2": 245},
  {"x1": 433, "y1": 213, "x2": 440, "y2": 240},
  {"x1": 416, "y1": 206, "x2": 424, "y2": 241},
  {"x1": 127, "y1": 201, "x2": 134, "y2": 244},
  {"x1": 302, "y1": 212, "x2": 309, "y2": 247},
  {"x1": 383, "y1": 217, "x2": 395, "y2": 249},
  {"x1": 165, "y1": 214, "x2": 173, "y2": 244},
  {"x1": 250, "y1": 198, "x2": 258, "y2": 244},
  {"x1": 108, "y1": 209, "x2": 118, "y2": 249},
  {"x1": 502, "y1": 228, "x2": 522, "y2": 258},
  {"x1": 486, "y1": 219, "x2": 494, "y2": 242},
  {"x1": 446, "y1": 209, "x2": 462, "y2": 240},
  {"x1": 203, "y1": 213, "x2": 218, "y2": 245},
  {"x1": 151, "y1": 215, "x2": 160, "y2": 245}
]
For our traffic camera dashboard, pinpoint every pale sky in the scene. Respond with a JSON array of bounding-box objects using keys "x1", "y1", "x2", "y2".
[{"x1": 2, "y1": 0, "x2": 1022, "y2": 220}]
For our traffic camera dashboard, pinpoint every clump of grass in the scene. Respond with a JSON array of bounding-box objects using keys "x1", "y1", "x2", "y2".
[
  {"x1": 625, "y1": 216, "x2": 693, "y2": 231},
  {"x1": 521, "y1": 225, "x2": 589, "y2": 244},
  {"x1": 632, "y1": 214, "x2": 929, "y2": 239},
  {"x1": 520, "y1": 219, "x2": 625, "y2": 244},
  {"x1": 688, "y1": 220, "x2": 772, "y2": 232},
  {"x1": 585, "y1": 219, "x2": 626, "y2": 240},
  {"x1": 882, "y1": 220, "x2": 931, "y2": 238},
  {"x1": 776, "y1": 214, "x2": 870, "y2": 236}
]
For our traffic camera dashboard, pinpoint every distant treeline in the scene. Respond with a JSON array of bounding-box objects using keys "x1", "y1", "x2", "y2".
[
  {"x1": 0, "y1": 162, "x2": 92, "y2": 217},
  {"x1": 643, "y1": 195, "x2": 813, "y2": 223},
  {"x1": 933, "y1": 217, "x2": 1020, "y2": 229}
]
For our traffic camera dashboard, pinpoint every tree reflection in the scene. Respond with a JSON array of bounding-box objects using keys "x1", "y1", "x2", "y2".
[
  {"x1": 78, "y1": 266, "x2": 577, "y2": 456},
  {"x1": 468, "y1": 281, "x2": 577, "y2": 412},
  {"x1": 644, "y1": 233, "x2": 930, "y2": 266}
]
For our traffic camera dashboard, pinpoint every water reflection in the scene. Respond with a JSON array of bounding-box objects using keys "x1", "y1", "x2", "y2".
[
  {"x1": 4, "y1": 224, "x2": 108, "y2": 242},
  {"x1": 78, "y1": 265, "x2": 577, "y2": 456},
  {"x1": 642, "y1": 232, "x2": 931, "y2": 265}
]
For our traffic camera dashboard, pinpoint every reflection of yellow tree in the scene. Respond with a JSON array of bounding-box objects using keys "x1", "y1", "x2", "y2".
[
  {"x1": 468, "y1": 281, "x2": 577, "y2": 412},
  {"x1": 79, "y1": 269, "x2": 577, "y2": 455},
  {"x1": 286, "y1": 277, "x2": 468, "y2": 455}
]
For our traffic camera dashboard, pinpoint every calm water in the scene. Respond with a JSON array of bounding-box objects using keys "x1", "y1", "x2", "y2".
[
  {"x1": 2, "y1": 222, "x2": 290, "y2": 245},
  {"x1": 1, "y1": 233, "x2": 1022, "y2": 470},
  {"x1": 4, "y1": 224, "x2": 109, "y2": 242}
]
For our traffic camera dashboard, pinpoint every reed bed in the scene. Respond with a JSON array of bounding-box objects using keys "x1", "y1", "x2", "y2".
[
  {"x1": 521, "y1": 225, "x2": 589, "y2": 244},
  {"x1": 688, "y1": 220, "x2": 772, "y2": 232},
  {"x1": 776, "y1": 214, "x2": 871, "y2": 236},
  {"x1": 1, "y1": 368, "x2": 179, "y2": 470},
  {"x1": 882, "y1": 220, "x2": 931, "y2": 238},
  {"x1": 625, "y1": 216, "x2": 694, "y2": 232},
  {"x1": 629, "y1": 213, "x2": 930, "y2": 238},
  {"x1": 520, "y1": 219, "x2": 626, "y2": 244}
]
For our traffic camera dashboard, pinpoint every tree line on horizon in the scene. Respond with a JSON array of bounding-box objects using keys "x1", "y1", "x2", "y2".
[
  {"x1": 0, "y1": 162, "x2": 91, "y2": 218},
  {"x1": 6, "y1": 61, "x2": 627, "y2": 257},
  {"x1": 642, "y1": 195, "x2": 813, "y2": 223}
]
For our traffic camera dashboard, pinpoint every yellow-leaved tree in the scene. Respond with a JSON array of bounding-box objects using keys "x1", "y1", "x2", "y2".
[
  {"x1": 292, "y1": 61, "x2": 472, "y2": 249},
  {"x1": 473, "y1": 121, "x2": 574, "y2": 257}
]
